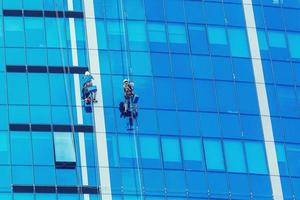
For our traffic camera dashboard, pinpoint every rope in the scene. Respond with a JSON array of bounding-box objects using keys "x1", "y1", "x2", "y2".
[
  {"x1": 54, "y1": 2, "x2": 76, "y2": 136},
  {"x1": 119, "y1": 0, "x2": 143, "y2": 197}
]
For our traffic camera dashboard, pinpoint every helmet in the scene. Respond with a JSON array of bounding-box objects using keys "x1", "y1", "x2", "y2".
[
  {"x1": 85, "y1": 71, "x2": 90, "y2": 76},
  {"x1": 123, "y1": 79, "x2": 129, "y2": 83}
]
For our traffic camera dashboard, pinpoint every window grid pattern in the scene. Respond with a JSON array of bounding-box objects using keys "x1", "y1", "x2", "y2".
[{"x1": 0, "y1": 0, "x2": 300, "y2": 199}]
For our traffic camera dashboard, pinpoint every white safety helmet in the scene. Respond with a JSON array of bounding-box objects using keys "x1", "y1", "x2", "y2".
[
  {"x1": 123, "y1": 79, "x2": 129, "y2": 83},
  {"x1": 85, "y1": 71, "x2": 90, "y2": 76}
]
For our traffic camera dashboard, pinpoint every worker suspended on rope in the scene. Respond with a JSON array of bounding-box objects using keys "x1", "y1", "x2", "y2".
[
  {"x1": 82, "y1": 71, "x2": 97, "y2": 104},
  {"x1": 119, "y1": 79, "x2": 139, "y2": 130}
]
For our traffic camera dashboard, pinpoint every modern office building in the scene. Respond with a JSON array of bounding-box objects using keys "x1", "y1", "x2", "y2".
[{"x1": 0, "y1": 0, "x2": 300, "y2": 199}]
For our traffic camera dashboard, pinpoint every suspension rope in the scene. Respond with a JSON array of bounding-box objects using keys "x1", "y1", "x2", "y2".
[
  {"x1": 119, "y1": 0, "x2": 143, "y2": 198},
  {"x1": 54, "y1": 2, "x2": 76, "y2": 134}
]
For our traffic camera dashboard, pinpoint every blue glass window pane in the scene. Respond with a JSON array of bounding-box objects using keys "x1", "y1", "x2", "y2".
[
  {"x1": 7, "y1": 73, "x2": 28, "y2": 105},
  {"x1": 224, "y1": 140, "x2": 246, "y2": 173},
  {"x1": 174, "y1": 79, "x2": 196, "y2": 110},
  {"x1": 212, "y1": 56, "x2": 233, "y2": 81},
  {"x1": 0, "y1": 132, "x2": 10, "y2": 164},
  {"x1": 205, "y1": 2, "x2": 225, "y2": 25},
  {"x1": 277, "y1": 86, "x2": 299, "y2": 117},
  {"x1": 49, "y1": 74, "x2": 68, "y2": 105},
  {"x1": 107, "y1": 21, "x2": 123, "y2": 50},
  {"x1": 28, "y1": 74, "x2": 50, "y2": 105},
  {"x1": 0, "y1": 49, "x2": 4, "y2": 71},
  {"x1": 249, "y1": 175, "x2": 272, "y2": 198},
  {"x1": 292, "y1": 178, "x2": 300, "y2": 199},
  {"x1": 165, "y1": 170, "x2": 186, "y2": 196},
  {"x1": 0, "y1": 20, "x2": 4, "y2": 47},
  {"x1": 215, "y1": 81, "x2": 238, "y2": 113},
  {"x1": 151, "y1": 53, "x2": 171, "y2": 76},
  {"x1": 240, "y1": 115, "x2": 263, "y2": 140},
  {"x1": 130, "y1": 52, "x2": 152, "y2": 76},
  {"x1": 203, "y1": 139, "x2": 225, "y2": 171},
  {"x1": 257, "y1": 30, "x2": 270, "y2": 58},
  {"x1": 51, "y1": 106, "x2": 71, "y2": 124},
  {"x1": 144, "y1": 0, "x2": 165, "y2": 21},
  {"x1": 178, "y1": 111, "x2": 199, "y2": 136},
  {"x1": 186, "y1": 171, "x2": 208, "y2": 197},
  {"x1": 275, "y1": 143, "x2": 289, "y2": 176},
  {"x1": 139, "y1": 135, "x2": 161, "y2": 168},
  {"x1": 272, "y1": 61, "x2": 294, "y2": 85},
  {"x1": 121, "y1": 168, "x2": 141, "y2": 194},
  {"x1": 104, "y1": 0, "x2": 119, "y2": 19},
  {"x1": 165, "y1": 0, "x2": 185, "y2": 22},
  {"x1": 34, "y1": 166, "x2": 56, "y2": 185},
  {"x1": 228, "y1": 174, "x2": 250, "y2": 199},
  {"x1": 286, "y1": 144, "x2": 300, "y2": 176},
  {"x1": 143, "y1": 169, "x2": 164, "y2": 195},
  {"x1": 236, "y1": 82, "x2": 259, "y2": 114},
  {"x1": 47, "y1": 49, "x2": 67, "y2": 66},
  {"x1": 207, "y1": 26, "x2": 229, "y2": 56},
  {"x1": 157, "y1": 110, "x2": 179, "y2": 135},
  {"x1": 206, "y1": 172, "x2": 228, "y2": 198},
  {"x1": 148, "y1": 23, "x2": 168, "y2": 52},
  {"x1": 13, "y1": 193, "x2": 34, "y2": 200},
  {"x1": 26, "y1": 48, "x2": 47, "y2": 65},
  {"x1": 287, "y1": 33, "x2": 300, "y2": 59},
  {"x1": 56, "y1": 169, "x2": 79, "y2": 185},
  {"x1": 45, "y1": 18, "x2": 67, "y2": 48},
  {"x1": 0, "y1": 106, "x2": 8, "y2": 131},
  {"x1": 232, "y1": 58, "x2": 254, "y2": 82},
  {"x1": 224, "y1": 3, "x2": 245, "y2": 26},
  {"x1": 124, "y1": 0, "x2": 145, "y2": 20},
  {"x1": 171, "y1": 54, "x2": 192, "y2": 78},
  {"x1": 168, "y1": 24, "x2": 188, "y2": 53},
  {"x1": 12, "y1": 166, "x2": 33, "y2": 185},
  {"x1": 3, "y1": 0, "x2": 22, "y2": 9},
  {"x1": 245, "y1": 142, "x2": 268, "y2": 174},
  {"x1": 228, "y1": 28, "x2": 250, "y2": 58},
  {"x1": 9, "y1": 105, "x2": 29, "y2": 124},
  {"x1": 96, "y1": 20, "x2": 108, "y2": 49},
  {"x1": 185, "y1": 1, "x2": 205, "y2": 23},
  {"x1": 284, "y1": 118, "x2": 300, "y2": 143},
  {"x1": 182, "y1": 138, "x2": 204, "y2": 170},
  {"x1": 4, "y1": 17, "x2": 24, "y2": 47},
  {"x1": 0, "y1": 166, "x2": 11, "y2": 192},
  {"x1": 220, "y1": 113, "x2": 241, "y2": 138},
  {"x1": 191, "y1": 55, "x2": 214, "y2": 79},
  {"x1": 154, "y1": 77, "x2": 176, "y2": 109},
  {"x1": 24, "y1": 18, "x2": 45, "y2": 47},
  {"x1": 11, "y1": 132, "x2": 33, "y2": 165},
  {"x1": 127, "y1": 21, "x2": 147, "y2": 51},
  {"x1": 53, "y1": 132, "x2": 76, "y2": 163},
  {"x1": 118, "y1": 134, "x2": 137, "y2": 167},
  {"x1": 32, "y1": 133, "x2": 54, "y2": 165},
  {"x1": 136, "y1": 109, "x2": 158, "y2": 134},
  {"x1": 107, "y1": 134, "x2": 119, "y2": 167},
  {"x1": 188, "y1": 25, "x2": 209, "y2": 54},
  {"x1": 161, "y1": 137, "x2": 182, "y2": 168},
  {"x1": 269, "y1": 31, "x2": 286, "y2": 48},
  {"x1": 36, "y1": 194, "x2": 57, "y2": 200},
  {"x1": 199, "y1": 112, "x2": 221, "y2": 137},
  {"x1": 268, "y1": 31, "x2": 289, "y2": 59},
  {"x1": 263, "y1": 7, "x2": 284, "y2": 30}
]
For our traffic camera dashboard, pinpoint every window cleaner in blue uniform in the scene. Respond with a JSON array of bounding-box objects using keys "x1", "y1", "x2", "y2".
[
  {"x1": 82, "y1": 71, "x2": 97, "y2": 104},
  {"x1": 119, "y1": 79, "x2": 139, "y2": 130}
]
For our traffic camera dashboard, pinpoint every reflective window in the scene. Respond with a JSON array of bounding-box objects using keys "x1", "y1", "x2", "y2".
[{"x1": 53, "y1": 132, "x2": 76, "y2": 164}]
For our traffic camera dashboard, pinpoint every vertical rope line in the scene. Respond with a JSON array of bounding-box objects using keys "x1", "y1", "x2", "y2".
[{"x1": 119, "y1": 0, "x2": 143, "y2": 198}]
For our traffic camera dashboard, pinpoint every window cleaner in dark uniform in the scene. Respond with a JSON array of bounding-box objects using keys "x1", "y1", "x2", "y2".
[
  {"x1": 82, "y1": 71, "x2": 97, "y2": 104},
  {"x1": 119, "y1": 79, "x2": 139, "y2": 130}
]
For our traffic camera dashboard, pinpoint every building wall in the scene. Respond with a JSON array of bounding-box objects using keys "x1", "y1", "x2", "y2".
[{"x1": 0, "y1": 0, "x2": 300, "y2": 199}]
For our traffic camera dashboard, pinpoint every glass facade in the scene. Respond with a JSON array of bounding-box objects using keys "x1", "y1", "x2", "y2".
[{"x1": 0, "y1": 0, "x2": 300, "y2": 199}]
